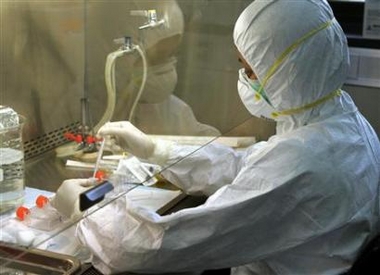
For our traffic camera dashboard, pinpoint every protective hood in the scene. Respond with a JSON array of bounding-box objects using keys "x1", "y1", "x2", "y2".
[
  {"x1": 233, "y1": 0, "x2": 349, "y2": 133},
  {"x1": 131, "y1": 0, "x2": 184, "y2": 51},
  {"x1": 137, "y1": 57, "x2": 178, "y2": 104}
]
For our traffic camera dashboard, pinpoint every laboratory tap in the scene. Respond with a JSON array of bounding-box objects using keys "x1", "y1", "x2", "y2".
[
  {"x1": 130, "y1": 10, "x2": 165, "y2": 30},
  {"x1": 113, "y1": 36, "x2": 134, "y2": 52}
]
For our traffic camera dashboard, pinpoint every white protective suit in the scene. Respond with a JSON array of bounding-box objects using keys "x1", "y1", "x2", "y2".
[{"x1": 77, "y1": 1, "x2": 380, "y2": 274}]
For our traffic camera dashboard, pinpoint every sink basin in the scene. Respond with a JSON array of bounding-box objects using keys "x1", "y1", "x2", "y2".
[{"x1": 0, "y1": 242, "x2": 81, "y2": 274}]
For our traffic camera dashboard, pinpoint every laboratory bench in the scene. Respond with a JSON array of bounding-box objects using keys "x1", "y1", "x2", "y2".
[
  {"x1": 0, "y1": 188, "x2": 229, "y2": 275},
  {"x1": 1, "y1": 148, "x2": 231, "y2": 275}
]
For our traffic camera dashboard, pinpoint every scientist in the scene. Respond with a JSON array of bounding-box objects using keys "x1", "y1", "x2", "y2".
[
  {"x1": 55, "y1": 0, "x2": 380, "y2": 274},
  {"x1": 118, "y1": 0, "x2": 221, "y2": 136},
  {"x1": 86, "y1": 0, "x2": 220, "y2": 136}
]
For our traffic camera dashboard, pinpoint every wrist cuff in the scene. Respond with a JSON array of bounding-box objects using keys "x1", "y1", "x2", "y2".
[{"x1": 148, "y1": 139, "x2": 174, "y2": 167}]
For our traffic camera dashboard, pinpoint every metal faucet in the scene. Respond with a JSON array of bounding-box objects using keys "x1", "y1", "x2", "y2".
[
  {"x1": 130, "y1": 9, "x2": 165, "y2": 30},
  {"x1": 113, "y1": 36, "x2": 134, "y2": 52}
]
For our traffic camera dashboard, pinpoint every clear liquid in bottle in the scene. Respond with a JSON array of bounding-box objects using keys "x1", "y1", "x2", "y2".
[{"x1": 0, "y1": 106, "x2": 25, "y2": 214}]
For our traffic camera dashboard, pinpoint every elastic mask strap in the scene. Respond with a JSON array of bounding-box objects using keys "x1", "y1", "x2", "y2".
[
  {"x1": 242, "y1": 72, "x2": 273, "y2": 107},
  {"x1": 259, "y1": 19, "x2": 333, "y2": 94},
  {"x1": 254, "y1": 85, "x2": 273, "y2": 107},
  {"x1": 271, "y1": 89, "x2": 342, "y2": 118},
  {"x1": 254, "y1": 19, "x2": 335, "y2": 118}
]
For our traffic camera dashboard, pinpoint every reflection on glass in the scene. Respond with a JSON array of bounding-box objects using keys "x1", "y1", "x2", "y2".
[{"x1": 93, "y1": 0, "x2": 222, "y2": 137}]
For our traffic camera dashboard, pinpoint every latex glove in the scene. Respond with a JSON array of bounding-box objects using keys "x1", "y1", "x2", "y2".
[
  {"x1": 98, "y1": 121, "x2": 173, "y2": 165},
  {"x1": 51, "y1": 178, "x2": 97, "y2": 221},
  {"x1": 98, "y1": 121, "x2": 156, "y2": 160}
]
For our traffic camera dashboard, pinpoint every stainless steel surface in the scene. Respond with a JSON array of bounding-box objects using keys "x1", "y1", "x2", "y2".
[
  {"x1": 25, "y1": 149, "x2": 93, "y2": 191},
  {"x1": 24, "y1": 123, "x2": 80, "y2": 161},
  {"x1": 0, "y1": 242, "x2": 81, "y2": 275},
  {"x1": 346, "y1": 47, "x2": 380, "y2": 88}
]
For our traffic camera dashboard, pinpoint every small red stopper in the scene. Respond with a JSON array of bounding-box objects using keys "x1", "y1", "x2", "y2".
[
  {"x1": 95, "y1": 170, "x2": 106, "y2": 181},
  {"x1": 16, "y1": 206, "x2": 30, "y2": 221},
  {"x1": 36, "y1": 195, "x2": 49, "y2": 208}
]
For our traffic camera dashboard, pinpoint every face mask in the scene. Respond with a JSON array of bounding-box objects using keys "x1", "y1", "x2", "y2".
[
  {"x1": 237, "y1": 68, "x2": 274, "y2": 119},
  {"x1": 139, "y1": 58, "x2": 178, "y2": 104}
]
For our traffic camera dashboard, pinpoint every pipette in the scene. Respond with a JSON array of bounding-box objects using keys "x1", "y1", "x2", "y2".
[
  {"x1": 92, "y1": 138, "x2": 106, "y2": 179},
  {"x1": 77, "y1": 138, "x2": 115, "y2": 212}
]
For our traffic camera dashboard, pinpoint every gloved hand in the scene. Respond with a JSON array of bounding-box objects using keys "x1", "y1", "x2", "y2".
[
  {"x1": 98, "y1": 121, "x2": 154, "y2": 159},
  {"x1": 51, "y1": 178, "x2": 97, "y2": 220},
  {"x1": 98, "y1": 121, "x2": 172, "y2": 164}
]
